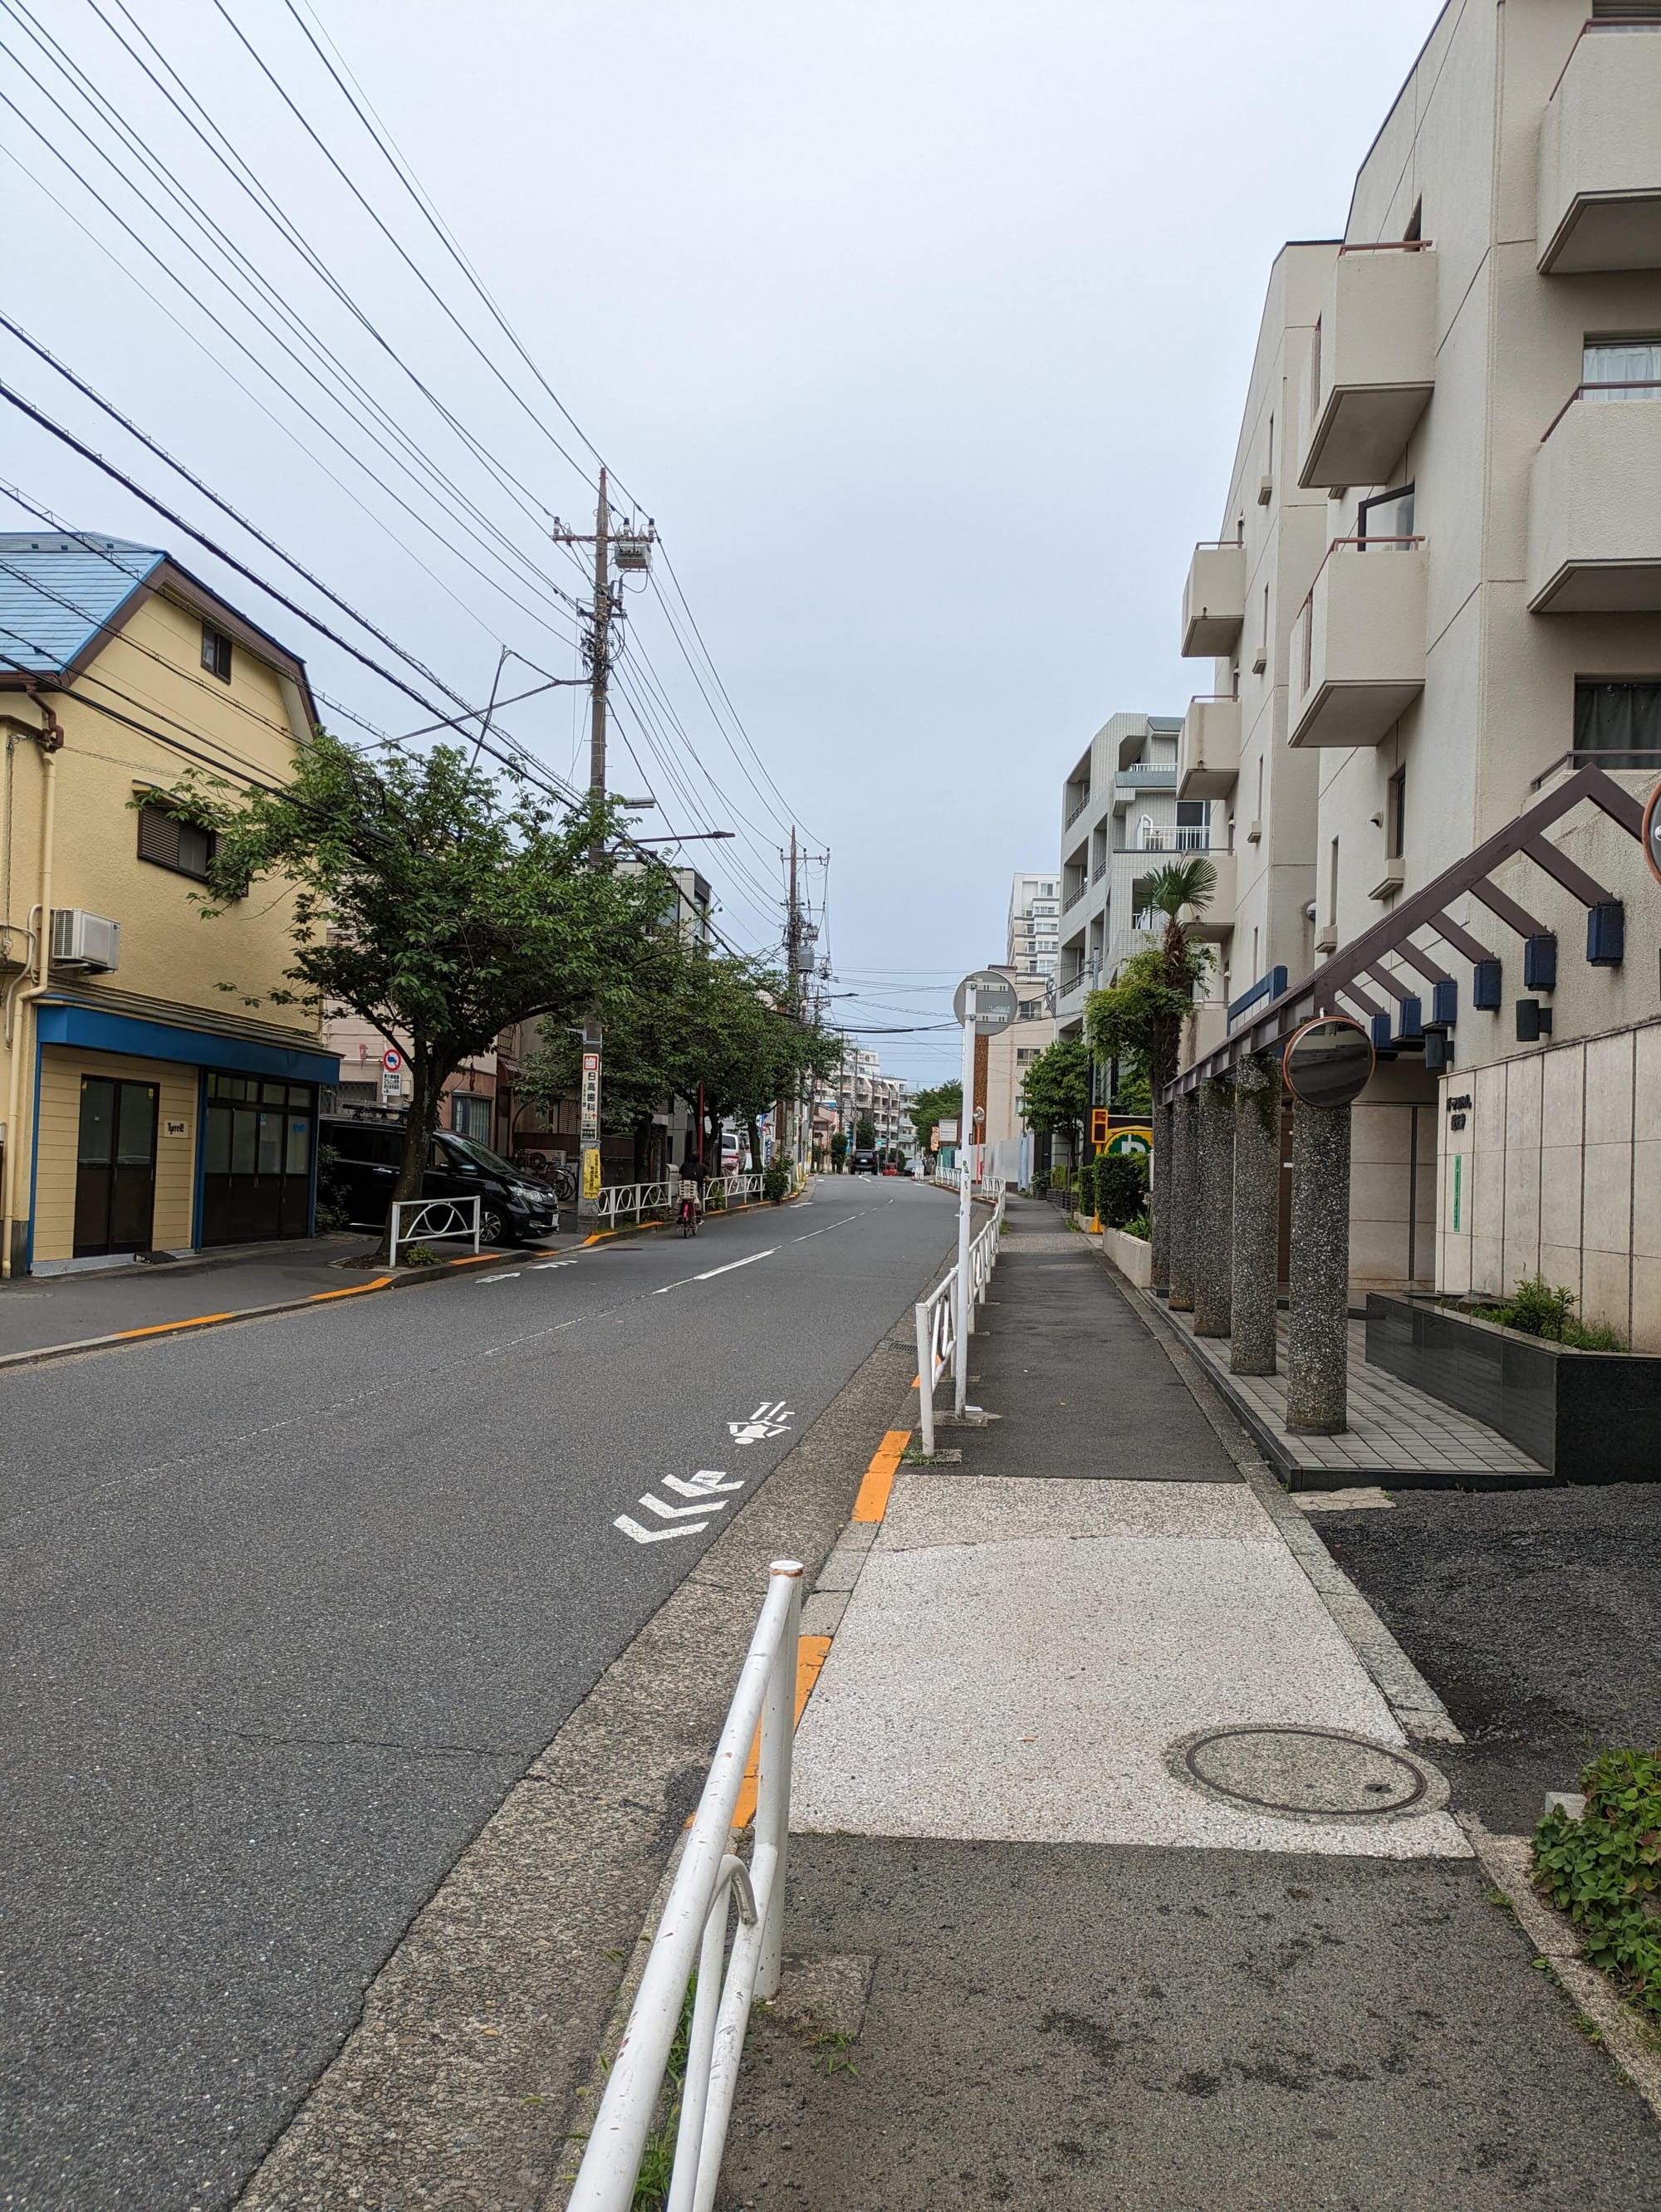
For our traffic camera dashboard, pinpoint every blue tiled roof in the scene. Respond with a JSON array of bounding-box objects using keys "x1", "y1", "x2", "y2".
[{"x1": 0, "y1": 533, "x2": 164, "y2": 675}]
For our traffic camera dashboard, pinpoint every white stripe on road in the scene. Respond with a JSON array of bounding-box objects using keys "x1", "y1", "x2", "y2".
[
  {"x1": 480, "y1": 1271, "x2": 522, "y2": 1282},
  {"x1": 615, "y1": 1514, "x2": 708, "y2": 1544},
  {"x1": 793, "y1": 1211, "x2": 865, "y2": 1241},
  {"x1": 653, "y1": 1248, "x2": 776, "y2": 1294}
]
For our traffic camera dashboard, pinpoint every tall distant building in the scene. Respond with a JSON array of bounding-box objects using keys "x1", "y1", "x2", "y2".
[{"x1": 1006, "y1": 870, "x2": 1060, "y2": 981}]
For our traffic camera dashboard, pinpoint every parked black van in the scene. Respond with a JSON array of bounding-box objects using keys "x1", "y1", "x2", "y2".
[{"x1": 321, "y1": 1118, "x2": 558, "y2": 1245}]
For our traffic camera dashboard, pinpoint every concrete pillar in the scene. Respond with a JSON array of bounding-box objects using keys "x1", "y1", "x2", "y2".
[
  {"x1": 1192, "y1": 1078, "x2": 1234, "y2": 1338},
  {"x1": 1151, "y1": 1099, "x2": 1173, "y2": 1295},
  {"x1": 1230, "y1": 1051, "x2": 1280, "y2": 1377},
  {"x1": 1286, "y1": 1097, "x2": 1351, "y2": 1433},
  {"x1": 1168, "y1": 1089, "x2": 1198, "y2": 1313}
]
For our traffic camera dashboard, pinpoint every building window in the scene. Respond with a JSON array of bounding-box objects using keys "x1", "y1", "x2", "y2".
[
  {"x1": 136, "y1": 801, "x2": 218, "y2": 880},
  {"x1": 1387, "y1": 767, "x2": 1407, "y2": 859},
  {"x1": 1575, "y1": 678, "x2": 1661, "y2": 766},
  {"x1": 1311, "y1": 317, "x2": 1322, "y2": 416},
  {"x1": 201, "y1": 621, "x2": 233, "y2": 682},
  {"x1": 1328, "y1": 837, "x2": 1340, "y2": 927},
  {"x1": 452, "y1": 1092, "x2": 492, "y2": 1143},
  {"x1": 1583, "y1": 337, "x2": 1661, "y2": 399},
  {"x1": 1358, "y1": 483, "x2": 1415, "y2": 546}
]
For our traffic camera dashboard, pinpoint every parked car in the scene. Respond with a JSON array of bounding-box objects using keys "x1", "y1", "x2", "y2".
[
  {"x1": 850, "y1": 1148, "x2": 880, "y2": 1174},
  {"x1": 321, "y1": 1118, "x2": 559, "y2": 1245}
]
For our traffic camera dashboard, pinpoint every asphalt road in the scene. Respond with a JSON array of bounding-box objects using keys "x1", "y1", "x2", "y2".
[{"x1": 0, "y1": 1177, "x2": 953, "y2": 2212}]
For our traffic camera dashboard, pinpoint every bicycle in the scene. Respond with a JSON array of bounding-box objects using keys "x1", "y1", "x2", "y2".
[{"x1": 678, "y1": 1192, "x2": 700, "y2": 1238}]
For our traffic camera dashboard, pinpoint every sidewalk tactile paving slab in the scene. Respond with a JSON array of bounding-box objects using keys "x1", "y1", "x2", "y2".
[{"x1": 791, "y1": 1475, "x2": 1469, "y2": 1859}]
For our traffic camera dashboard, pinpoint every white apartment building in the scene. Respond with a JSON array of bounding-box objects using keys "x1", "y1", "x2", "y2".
[
  {"x1": 1056, "y1": 712, "x2": 1225, "y2": 1040},
  {"x1": 1174, "y1": 0, "x2": 1661, "y2": 1339},
  {"x1": 834, "y1": 1046, "x2": 909, "y2": 1153},
  {"x1": 1006, "y1": 870, "x2": 1061, "y2": 982}
]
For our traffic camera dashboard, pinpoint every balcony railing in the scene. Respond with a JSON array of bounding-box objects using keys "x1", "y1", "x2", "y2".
[
  {"x1": 1061, "y1": 883, "x2": 1086, "y2": 913},
  {"x1": 1063, "y1": 789, "x2": 1091, "y2": 828},
  {"x1": 1128, "y1": 825, "x2": 1211, "y2": 854},
  {"x1": 1181, "y1": 540, "x2": 1247, "y2": 657},
  {"x1": 1115, "y1": 765, "x2": 1178, "y2": 789},
  {"x1": 1091, "y1": 860, "x2": 1107, "y2": 883}
]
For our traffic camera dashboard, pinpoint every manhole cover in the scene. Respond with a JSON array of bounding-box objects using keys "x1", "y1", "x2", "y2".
[{"x1": 1167, "y1": 1725, "x2": 1448, "y2": 1822}]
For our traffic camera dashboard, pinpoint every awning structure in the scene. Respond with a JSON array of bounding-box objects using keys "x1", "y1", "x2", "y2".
[
  {"x1": 35, "y1": 1001, "x2": 340, "y2": 1086},
  {"x1": 1164, "y1": 762, "x2": 1649, "y2": 1099}
]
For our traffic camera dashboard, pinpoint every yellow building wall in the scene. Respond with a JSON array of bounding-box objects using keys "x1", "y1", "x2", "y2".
[
  {"x1": 1, "y1": 583, "x2": 326, "y2": 1266},
  {"x1": 32, "y1": 1048, "x2": 198, "y2": 1263},
  {"x1": 16, "y1": 589, "x2": 319, "y2": 1020}
]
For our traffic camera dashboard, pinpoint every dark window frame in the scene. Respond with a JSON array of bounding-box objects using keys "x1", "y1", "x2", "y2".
[
  {"x1": 1387, "y1": 767, "x2": 1407, "y2": 860},
  {"x1": 1357, "y1": 482, "x2": 1416, "y2": 547},
  {"x1": 201, "y1": 621, "x2": 233, "y2": 682},
  {"x1": 136, "y1": 800, "x2": 220, "y2": 882}
]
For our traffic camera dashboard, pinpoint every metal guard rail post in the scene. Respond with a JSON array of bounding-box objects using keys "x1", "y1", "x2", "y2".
[
  {"x1": 594, "y1": 1179, "x2": 674, "y2": 1229},
  {"x1": 566, "y1": 1561, "x2": 804, "y2": 2212},
  {"x1": 914, "y1": 1187, "x2": 1007, "y2": 1454},
  {"x1": 389, "y1": 1192, "x2": 481, "y2": 1264}
]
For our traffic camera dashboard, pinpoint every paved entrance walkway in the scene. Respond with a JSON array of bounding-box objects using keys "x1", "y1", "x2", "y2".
[{"x1": 716, "y1": 1201, "x2": 1660, "y2": 2209}]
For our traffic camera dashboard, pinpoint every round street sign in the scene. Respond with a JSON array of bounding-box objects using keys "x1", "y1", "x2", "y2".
[
  {"x1": 1105, "y1": 1125, "x2": 1154, "y2": 1157},
  {"x1": 1643, "y1": 780, "x2": 1661, "y2": 889},
  {"x1": 381, "y1": 1047, "x2": 403, "y2": 1074},
  {"x1": 952, "y1": 970, "x2": 1019, "y2": 1035},
  {"x1": 1281, "y1": 1016, "x2": 1374, "y2": 1109}
]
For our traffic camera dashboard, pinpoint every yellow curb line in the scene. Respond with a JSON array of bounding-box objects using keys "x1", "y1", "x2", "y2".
[{"x1": 852, "y1": 1427, "x2": 911, "y2": 1523}]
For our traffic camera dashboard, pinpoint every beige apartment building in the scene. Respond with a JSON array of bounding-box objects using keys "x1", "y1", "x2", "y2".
[
  {"x1": 1174, "y1": 0, "x2": 1661, "y2": 1343},
  {"x1": 1006, "y1": 869, "x2": 1061, "y2": 985}
]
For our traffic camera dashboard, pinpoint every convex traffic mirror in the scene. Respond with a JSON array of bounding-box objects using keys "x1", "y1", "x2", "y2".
[{"x1": 1281, "y1": 1016, "x2": 1375, "y2": 1108}]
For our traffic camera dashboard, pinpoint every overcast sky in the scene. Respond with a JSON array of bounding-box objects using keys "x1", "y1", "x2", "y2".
[{"x1": 5, "y1": 0, "x2": 1444, "y2": 1087}]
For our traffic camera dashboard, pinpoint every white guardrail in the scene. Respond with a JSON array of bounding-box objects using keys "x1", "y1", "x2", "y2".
[
  {"x1": 566, "y1": 1560, "x2": 803, "y2": 2212},
  {"x1": 590, "y1": 1172, "x2": 770, "y2": 1230},
  {"x1": 389, "y1": 1192, "x2": 481, "y2": 1264},
  {"x1": 914, "y1": 1182, "x2": 1007, "y2": 1455}
]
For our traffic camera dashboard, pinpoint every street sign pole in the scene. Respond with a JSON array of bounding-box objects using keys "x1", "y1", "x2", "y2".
[{"x1": 578, "y1": 1020, "x2": 604, "y2": 1219}]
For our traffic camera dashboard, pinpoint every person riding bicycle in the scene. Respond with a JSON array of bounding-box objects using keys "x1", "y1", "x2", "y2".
[{"x1": 679, "y1": 1151, "x2": 712, "y2": 1232}]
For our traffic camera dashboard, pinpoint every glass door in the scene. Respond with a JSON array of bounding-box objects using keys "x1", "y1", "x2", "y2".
[
  {"x1": 74, "y1": 1076, "x2": 159, "y2": 1256},
  {"x1": 200, "y1": 1074, "x2": 316, "y2": 1244}
]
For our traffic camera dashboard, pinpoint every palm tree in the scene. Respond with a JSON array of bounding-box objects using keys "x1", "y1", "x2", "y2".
[{"x1": 1139, "y1": 857, "x2": 1216, "y2": 1089}]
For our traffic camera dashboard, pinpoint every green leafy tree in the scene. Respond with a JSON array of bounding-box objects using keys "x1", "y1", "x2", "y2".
[
  {"x1": 1087, "y1": 858, "x2": 1216, "y2": 1094},
  {"x1": 1017, "y1": 1036, "x2": 1093, "y2": 1164},
  {"x1": 830, "y1": 1130, "x2": 849, "y2": 1171},
  {"x1": 195, "y1": 729, "x2": 655, "y2": 1255},
  {"x1": 855, "y1": 1115, "x2": 876, "y2": 1150},
  {"x1": 906, "y1": 1080, "x2": 962, "y2": 1152}
]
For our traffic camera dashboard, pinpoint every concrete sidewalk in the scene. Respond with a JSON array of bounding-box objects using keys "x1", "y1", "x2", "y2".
[{"x1": 715, "y1": 1200, "x2": 1661, "y2": 2209}]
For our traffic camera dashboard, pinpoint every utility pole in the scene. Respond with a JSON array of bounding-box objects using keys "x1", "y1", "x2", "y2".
[{"x1": 553, "y1": 472, "x2": 654, "y2": 1211}]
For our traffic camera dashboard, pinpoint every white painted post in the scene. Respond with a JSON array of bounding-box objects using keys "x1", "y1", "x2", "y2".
[
  {"x1": 915, "y1": 1300, "x2": 934, "y2": 1457},
  {"x1": 953, "y1": 986, "x2": 976, "y2": 1417},
  {"x1": 754, "y1": 1562, "x2": 801, "y2": 2003}
]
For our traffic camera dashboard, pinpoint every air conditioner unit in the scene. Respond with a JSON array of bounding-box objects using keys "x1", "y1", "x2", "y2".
[{"x1": 50, "y1": 908, "x2": 120, "y2": 971}]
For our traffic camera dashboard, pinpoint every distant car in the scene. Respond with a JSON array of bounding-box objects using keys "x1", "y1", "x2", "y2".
[
  {"x1": 322, "y1": 1118, "x2": 558, "y2": 1245},
  {"x1": 881, "y1": 1163, "x2": 900, "y2": 1177},
  {"x1": 850, "y1": 1148, "x2": 880, "y2": 1174}
]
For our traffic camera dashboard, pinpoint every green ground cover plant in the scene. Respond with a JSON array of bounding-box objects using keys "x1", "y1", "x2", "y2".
[{"x1": 1533, "y1": 1748, "x2": 1661, "y2": 2024}]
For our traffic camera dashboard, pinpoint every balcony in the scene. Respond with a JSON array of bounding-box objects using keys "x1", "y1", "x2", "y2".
[
  {"x1": 1289, "y1": 537, "x2": 1427, "y2": 749},
  {"x1": 1180, "y1": 541, "x2": 1246, "y2": 656},
  {"x1": 1298, "y1": 244, "x2": 1437, "y2": 490},
  {"x1": 1063, "y1": 785, "x2": 1091, "y2": 829},
  {"x1": 1527, "y1": 386, "x2": 1661, "y2": 612},
  {"x1": 1538, "y1": 22, "x2": 1661, "y2": 273},
  {"x1": 1112, "y1": 764, "x2": 1178, "y2": 805},
  {"x1": 1120, "y1": 825, "x2": 1211, "y2": 856},
  {"x1": 1178, "y1": 694, "x2": 1240, "y2": 800}
]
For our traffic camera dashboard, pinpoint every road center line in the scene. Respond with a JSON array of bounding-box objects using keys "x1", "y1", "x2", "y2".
[
  {"x1": 654, "y1": 1248, "x2": 777, "y2": 1294},
  {"x1": 793, "y1": 1211, "x2": 865, "y2": 1241}
]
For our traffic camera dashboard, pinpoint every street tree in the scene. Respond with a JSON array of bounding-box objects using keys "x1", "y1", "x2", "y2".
[
  {"x1": 1085, "y1": 858, "x2": 1216, "y2": 1094},
  {"x1": 1017, "y1": 1036, "x2": 1093, "y2": 1166},
  {"x1": 855, "y1": 1115, "x2": 876, "y2": 1150},
  {"x1": 196, "y1": 729, "x2": 658, "y2": 1255},
  {"x1": 905, "y1": 1080, "x2": 961, "y2": 1154}
]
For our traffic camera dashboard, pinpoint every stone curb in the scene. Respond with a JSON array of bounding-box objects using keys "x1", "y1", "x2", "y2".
[
  {"x1": 0, "y1": 1192, "x2": 806, "y2": 1377},
  {"x1": 1086, "y1": 1241, "x2": 1466, "y2": 1748},
  {"x1": 1461, "y1": 1815, "x2": 1661, "y2": 2126}
]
